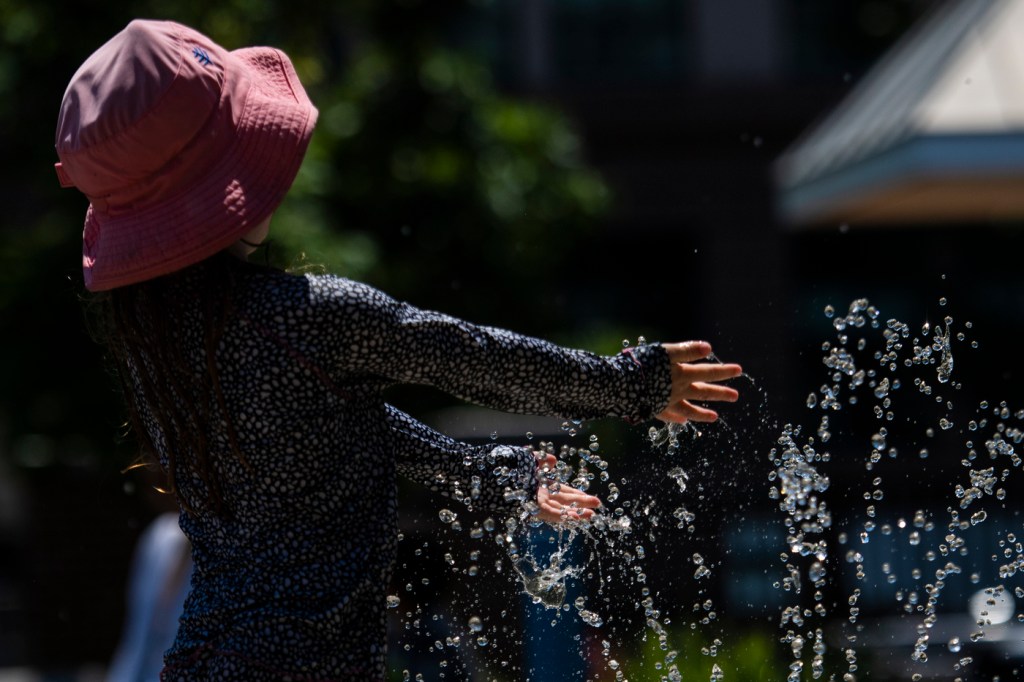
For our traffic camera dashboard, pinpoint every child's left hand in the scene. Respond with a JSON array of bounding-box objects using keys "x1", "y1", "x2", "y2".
[{"x1": 533, "y1": 453, "x2": 602, "y2": 523}]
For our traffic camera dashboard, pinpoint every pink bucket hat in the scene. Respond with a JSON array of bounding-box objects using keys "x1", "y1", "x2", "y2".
[{"x1": 54, "y1": 19, "x2": 319, "y2": 291}]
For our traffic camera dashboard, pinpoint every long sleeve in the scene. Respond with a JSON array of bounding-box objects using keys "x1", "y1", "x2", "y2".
[
  {"x1": 386, "y1": 405, "x2": 537, "y2": 512},
  {"x1": 308, "y1": 276, "x2": 672, "y2": 423}
]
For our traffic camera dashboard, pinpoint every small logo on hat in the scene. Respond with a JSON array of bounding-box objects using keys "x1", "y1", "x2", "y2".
[{"x1": 192, "y1": 46, "x2": 212, "y2": 66}]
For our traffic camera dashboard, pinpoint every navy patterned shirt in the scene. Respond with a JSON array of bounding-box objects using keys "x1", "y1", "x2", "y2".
[{"x1": 132, "y1": 265, "x2": 671, "y2": 680}]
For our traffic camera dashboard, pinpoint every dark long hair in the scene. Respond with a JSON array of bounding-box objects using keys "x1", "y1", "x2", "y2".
[{"x1": 85, "y1": 252, "x2": 254, "y2": 516}]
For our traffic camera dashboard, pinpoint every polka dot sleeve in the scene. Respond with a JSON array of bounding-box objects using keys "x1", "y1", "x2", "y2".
[
  {"x1": 385, "y1": 405, "x2": 538, "y2": 511},
  {"x1": 308, "y1": 276, "x2": 673, "y2": 423}
]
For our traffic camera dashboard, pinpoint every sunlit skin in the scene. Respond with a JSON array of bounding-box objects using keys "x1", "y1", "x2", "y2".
[
  {"x1": 533, "y1": 341, "x2": 742, "y2": 524},
  {"x1": 656, "y1": 341, "x2": 743, "y2": 424},
  {"x1": 228, "y1": 214, "x2": 273, "y2": 259}
]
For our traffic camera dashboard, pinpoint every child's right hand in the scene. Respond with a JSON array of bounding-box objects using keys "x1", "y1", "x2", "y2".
[
  {"x1": 656, "y1": 341, "x2": 742, "y2": 424},
  {"x1": 534, "y1": 453, "x2": 601, "y2": 524}
]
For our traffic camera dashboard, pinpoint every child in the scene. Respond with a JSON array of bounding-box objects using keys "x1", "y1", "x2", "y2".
[{"x1": 56, "y1": 19, "x2": 742, "y2": 681}]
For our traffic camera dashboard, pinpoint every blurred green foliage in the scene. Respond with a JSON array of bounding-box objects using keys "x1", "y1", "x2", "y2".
[
  {"x1": 0, "y1": 0, "x2": 611, "y2": 469},
  {"x1": 619, "y1": 626, "x2": 786, "y2": 681}
]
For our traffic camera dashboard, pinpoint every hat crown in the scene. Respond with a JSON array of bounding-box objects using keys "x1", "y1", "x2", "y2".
[
  {"x1": 55, "y1": 20, "x2": 226, "y2": 198},
  {"x1": 55, "y1": 19, "x2": 318, "y2": 291}
]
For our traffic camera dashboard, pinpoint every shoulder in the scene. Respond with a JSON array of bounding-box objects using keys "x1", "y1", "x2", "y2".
[
  {"x1": 233, "y1": 266, "x2": 310, "y2": 306},
  {"x1": 305, "y1": 273, "x2": 389, "y2": 301},
  {"x1": 235, "y1": 267, "x2": 403, "y2": 322},
  {"x1": 304, "y1": 273, "x2": 401, "y2": 315},
  {"x1": 233, "y1": 268, "x2": 363, "y2": 311}
]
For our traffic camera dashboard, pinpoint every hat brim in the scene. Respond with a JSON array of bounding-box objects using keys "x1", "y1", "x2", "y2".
[{"x1": 82, "y1": 46, "x2": 318, "y2": 292}]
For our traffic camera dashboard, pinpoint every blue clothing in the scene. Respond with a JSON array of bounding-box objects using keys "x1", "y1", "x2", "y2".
[
  {"x1": 107, "y1": 512, "x2": 192, "y2": 682},
  {"x1": 126, "y1": 265, "x2": 671, "y2": 680}
]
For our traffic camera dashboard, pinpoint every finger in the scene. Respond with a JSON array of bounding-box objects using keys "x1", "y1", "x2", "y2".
[
  {"x1": 682, "y1": 382, "x2": 739, "y2": 403},
  {"x1": 537, "y1": 486, "x2": 600, "y2": 521},
  {"x1": 656, "y1": 402, "x2": 690, "y2": 424},
  {"x1": 537, "y1": 500, "x2": 595, "y2": 523},
  {"x1": 557, "y1": 506, "x2": 596, "y2": 521},
  {"x1": 680, "y1": 363, "x2": 743, "y2": 384},
  {"x1": 545, "y1": 481, "x2": 589, "y2": 495},
  {"x1": 541, "y1": 508, "x2": 595, "y2": 523},
  {"x1": 660, "y1": 399, "x2": 719, "y2": 423},
  {"x1": 541, "y1": 495, "x2": 597, "y2": 515},
  {"x1": 678, "y1": 400, "x2": 719, "y2": 422},
  {"x1": 663, "y1": 341, "x2": 713, "y2": 364},
  {"x1": 537, "y1": 454, "x2": 558, "y2": 470},
  {"x1": 545, "y1": 483, "x2": 601, "y2": 505},
  {"x1": 550, "y1": 489, "x2": 602, "y2": 509}
]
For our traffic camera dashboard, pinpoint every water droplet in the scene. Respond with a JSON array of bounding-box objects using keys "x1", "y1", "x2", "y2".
[{"x1": 667, "y1": 467, "x2": 688, "y2": 492}]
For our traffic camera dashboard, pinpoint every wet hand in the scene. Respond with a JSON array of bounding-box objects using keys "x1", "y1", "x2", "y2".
[
  {"x1": 534, "y1": 454, "x2": 601, "y2": 524},
  {"x1": 657, "y1": 341, "x2": 743, "y2": 424}
]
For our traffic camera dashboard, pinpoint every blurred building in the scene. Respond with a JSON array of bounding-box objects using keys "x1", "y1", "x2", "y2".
[{"x1": 776, "y1": 0, "x2": 1024, "y2": 226}]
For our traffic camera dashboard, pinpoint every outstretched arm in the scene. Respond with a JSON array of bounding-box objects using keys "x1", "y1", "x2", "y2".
[
  {"x1": 312, "y1": 277, "x2": 673, "y2": 422},
  {"x1": 386, "y1": 405, "x2": 599, "y2": 522},
  {"x1": 386, "y1": 404, "x2": 536, "y2": 513}
]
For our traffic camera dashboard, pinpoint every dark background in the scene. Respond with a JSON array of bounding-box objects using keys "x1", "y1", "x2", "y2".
[{"x1": 2, "y1": 0, "x2": 1022, "y2": 679}]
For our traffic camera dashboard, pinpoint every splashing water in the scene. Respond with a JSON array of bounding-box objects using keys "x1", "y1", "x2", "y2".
[
  {"x1": 391, "y1": 298, "x2": 1022, "y2": 681},
  {"x1": 767, "y1": 296, "x2": 1024, "y2": 681},
  {"x1": 511, "y1": 527, "x2": 584, "y2": 609}
]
